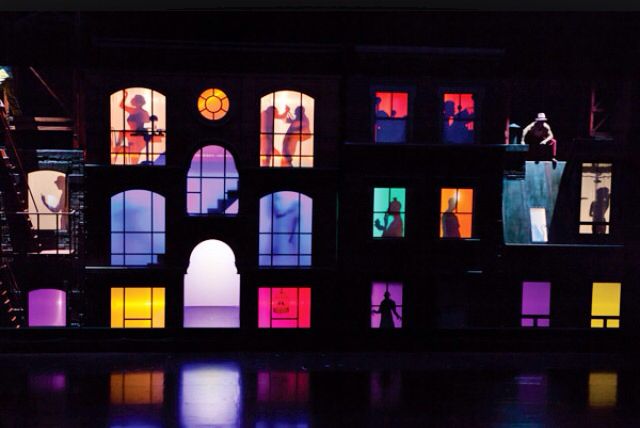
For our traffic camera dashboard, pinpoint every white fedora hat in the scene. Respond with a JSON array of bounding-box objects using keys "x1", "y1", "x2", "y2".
[{"x1": 535, "y1": 112, "x2": 547, "y2": 121}]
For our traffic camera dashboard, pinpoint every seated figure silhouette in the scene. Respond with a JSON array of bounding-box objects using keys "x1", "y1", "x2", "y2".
[
  {"x1": 521, "y1": 112, "x2": 557, "y2": 163},
  {"x1": 374, "y1": 198, "x2": 404, "y2": 237},
  {"x1": 372, "y1": 291, "x2": 402, "y2": 329},
  {"x1": 589, "y1": 186, "x2": 610, "y2": 234},
  {"x1": 442, "y1": 197, "x2": 461, "y2": 238}
]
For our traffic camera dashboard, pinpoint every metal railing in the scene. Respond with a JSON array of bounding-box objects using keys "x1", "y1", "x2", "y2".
[{"x1": 15, "y1": 210, "x2": 78, "y2": 254}]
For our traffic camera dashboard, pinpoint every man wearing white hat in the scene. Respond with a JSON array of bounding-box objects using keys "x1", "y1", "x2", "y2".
[{"x1": 521, "y1": 112, "x2": 557, "y2": 161}]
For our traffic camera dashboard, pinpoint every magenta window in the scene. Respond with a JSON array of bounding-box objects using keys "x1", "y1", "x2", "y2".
[
  {"x1": 28, "y1": 289, "x2": 66, "y2": 327},
  {"x1": 258, "y1": 287, "x2": 311, "y2": 328},
  {"x1": 371, "y1": 282, "x2": 403, "y2": 328},
  {"x1": 521, "y1": 282, "x2": 551, "y2": 327}
]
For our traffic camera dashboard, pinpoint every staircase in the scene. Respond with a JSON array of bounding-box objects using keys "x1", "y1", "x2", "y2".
[{"x1": 0, "y1": 108, "x2": 34, "y2": 327}]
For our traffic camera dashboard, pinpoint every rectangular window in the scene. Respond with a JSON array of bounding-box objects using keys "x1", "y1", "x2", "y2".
[
  {"x1": 372, "y1": 188, "x2": 406, "y2": 238},
  {"x1": 258, "y1": 287, "x2": 311, "y2": 328},
  {"x1": 440, "y1": 188, "x2": 473, "y2": 238},
  {"x1": 371, "y1": 282, "x2": 403, "y2": 329},
  {"x1": 591, "y1": 282, "x2": 620, "y2": 328},
  {"x1": 442, "y1": 93, "x2": 475, "y2": 143},
  {"x1": 374, "y1": 91, "x2": 408, "y2": 143},
  {"x1": 580, "y1": 163, "x2": 612, "y2": 235},
  {"x1": 529, "y1": 208, "x2": 548, "y2": 243},
  {"x1": 111, "y1": 287, "x2": 165, "y2": 328},
  {"x1": 521, "y1": 282, "x2": 551, "y2": 327}
]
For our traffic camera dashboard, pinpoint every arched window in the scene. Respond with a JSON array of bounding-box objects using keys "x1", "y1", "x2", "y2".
[
  {"x1": 184, "y1": 240, "x2": 240, "y2": 328},
  {"x1": 259, "y1": 191, "x2": 312, "y2": 267},
  {"x1": 260, "y1": 91, "x2": 314, "y2": 168},
  {"x1": 27, "y1": 170, "x2": 67, "y2": 231},
  {"x1": 187, "y1": 145, "x2": 239, "y2": 215},
  {"x1": 28, "y1": 289, "x2": 66, "y2": 327},
  {"x1": 111, "y1": 190, "x2": 165, "y2": 266},
  {"x1": 110, "y1": 88, "x2": 166, "y2": 166}
]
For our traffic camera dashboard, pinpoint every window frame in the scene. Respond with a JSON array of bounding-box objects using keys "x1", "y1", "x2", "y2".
[
  {"x1": 438, "y1": 87, "x2": 482, "y2": 144},
  {"x1": 590, "y1": 281, "x2": 621, "y2": 329},
  {"x1": 578, "y1": 162, "x2": 614, "y2": 236},
  {"x1": 186, "y1": 144, "x2": 240, "y2": 216},
  {"x1": 259, "y1": 89, "x2": 315, "y2": 168},
  {"x1": 371, "y1": 187, "x2": 407, "y2": 239},
  {"x1": 110, "y1": 189, "x2": 166, "y2": 267},
  {"x1": 370, "y1": 87, "x2": 413, "y2": 144},
  {"x1": 109, "y1": 87, "x2": 167, "y2": 166},
  {"x1": 110, "y1": 286, "x2": 166, "y2": 328},
  {"x1": 439, "y1": 186, "x2": 476, "y2": 240},
  {"x1": 258, "y1": 287, "x2": 312, "y2": 329},
  {"x1": 258, "y1": 190, "x2": 313, "y2": 267},
  {"x1": 195, "y1": 87, "x2": 231, "y2": 123},
  {"x1": 520, "y1": 281, "x2": 551, "y2": 328}
]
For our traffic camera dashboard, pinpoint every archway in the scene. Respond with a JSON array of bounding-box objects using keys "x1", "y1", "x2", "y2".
[{"x1": 183, "y1": 240, "x2": 240, "y2": 327}]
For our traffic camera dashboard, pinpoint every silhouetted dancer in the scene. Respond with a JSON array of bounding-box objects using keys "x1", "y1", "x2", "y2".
[
  {"x1": 260, "y1": 105, "x2": 288, "y2": 167},
  {"x1": 281, "y1": 106, "x2": 311, "y2": 167},
  {"x1": 372, "y1": 291, "x2": 402, "y2": 329}
]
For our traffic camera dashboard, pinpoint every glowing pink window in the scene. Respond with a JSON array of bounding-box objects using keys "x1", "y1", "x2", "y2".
[
  {"x1": 521, "y1": 281, "x2": 551, "y2": 327},
  {"x1": 258, "y1": 287, "x2": 311, "y2": 328},
  {"x1": 28, "y1": 289, "x2": 66, "y2": 327}
]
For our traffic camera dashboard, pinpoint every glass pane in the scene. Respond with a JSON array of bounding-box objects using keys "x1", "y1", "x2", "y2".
[
  {"x1": 591, "y1": 282, "x2": 621, "y2": 317},
  {"x1": 580, "y1": 163, "x2": 612, "y2": 235},
  {"x1": 521, "y1": 282, "x2": 551, "y2": 316}
]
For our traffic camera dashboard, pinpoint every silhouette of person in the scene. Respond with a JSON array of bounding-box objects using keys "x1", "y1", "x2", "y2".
[
  {"x1": 281, "y1": 105, "x2": 311, "y2": 167},
  {"x1": 589, "y1": 186, "x2": 610, "y2": 234},
  {"x1": 374, "y1": 96, "x2": 389, "y2": 142},
  {"x1": 114, "y1": 91, "x2": 155, "y2": 165},
  {"x1": 442, "y1": 197, "x2": 461, "y2": 238},
  {"x1": 260, "y1": 105, "x2": 288, "y2": 167},
  {"x1": 372, "y1": 291, "x2": 402, "y2": 329},
  {"x1": 522, "y1": 112, "x2": 557, "y2": 162},
  {"x1": 40, "y1": 175, "x2": 68, "y2": 230},
  {"x1": 374, "y1": 197, "x2": 404, "y2": 237},
  {"x1": 443, "y1": 100, "x2": 473, "y2": 143},
  {"x1": 272, "y1": 193, "x2": 300, "y2": 253}
]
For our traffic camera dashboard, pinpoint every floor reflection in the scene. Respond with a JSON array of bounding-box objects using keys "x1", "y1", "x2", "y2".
[
  {"x1": 179, "y1": 363, "x2": 242, "y2": 427},
  {"x1": 0, "y1": 353, "x2": 634, "y2": 427}
]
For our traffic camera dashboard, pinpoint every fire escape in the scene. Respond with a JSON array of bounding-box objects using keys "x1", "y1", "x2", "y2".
[{"x1": 0, "y1": 67, "x2": 85, "y2": 328}]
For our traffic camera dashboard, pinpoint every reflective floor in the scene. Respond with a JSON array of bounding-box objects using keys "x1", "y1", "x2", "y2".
[{"x1": 0, "y1": 352, "x2": 636, "y2": 427}]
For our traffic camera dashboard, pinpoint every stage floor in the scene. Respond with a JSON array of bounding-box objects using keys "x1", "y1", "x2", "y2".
[{"x1": 0, "y1": 352, "x2": 634, "y2": 427}]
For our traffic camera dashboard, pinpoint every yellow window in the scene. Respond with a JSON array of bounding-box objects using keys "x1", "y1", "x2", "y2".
[
  {"x1": 111, "y1": 287, "x2": 165, "y2": 328},
  {"x1": 591, "y1": 282, "x2": 621, "y2": 317}
]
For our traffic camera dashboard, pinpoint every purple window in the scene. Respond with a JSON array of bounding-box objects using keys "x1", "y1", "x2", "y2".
[
  {"x1": 521, "y1": 282, "x2": 550, "y2": 327},
  {"x1": 28, "y1": 289, "x2": 66, "y2": 327}
]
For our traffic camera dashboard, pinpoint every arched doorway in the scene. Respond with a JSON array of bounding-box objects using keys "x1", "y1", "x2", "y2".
[{"x1": 183, "y1": 240, "x2": 240, "y2": 328}]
